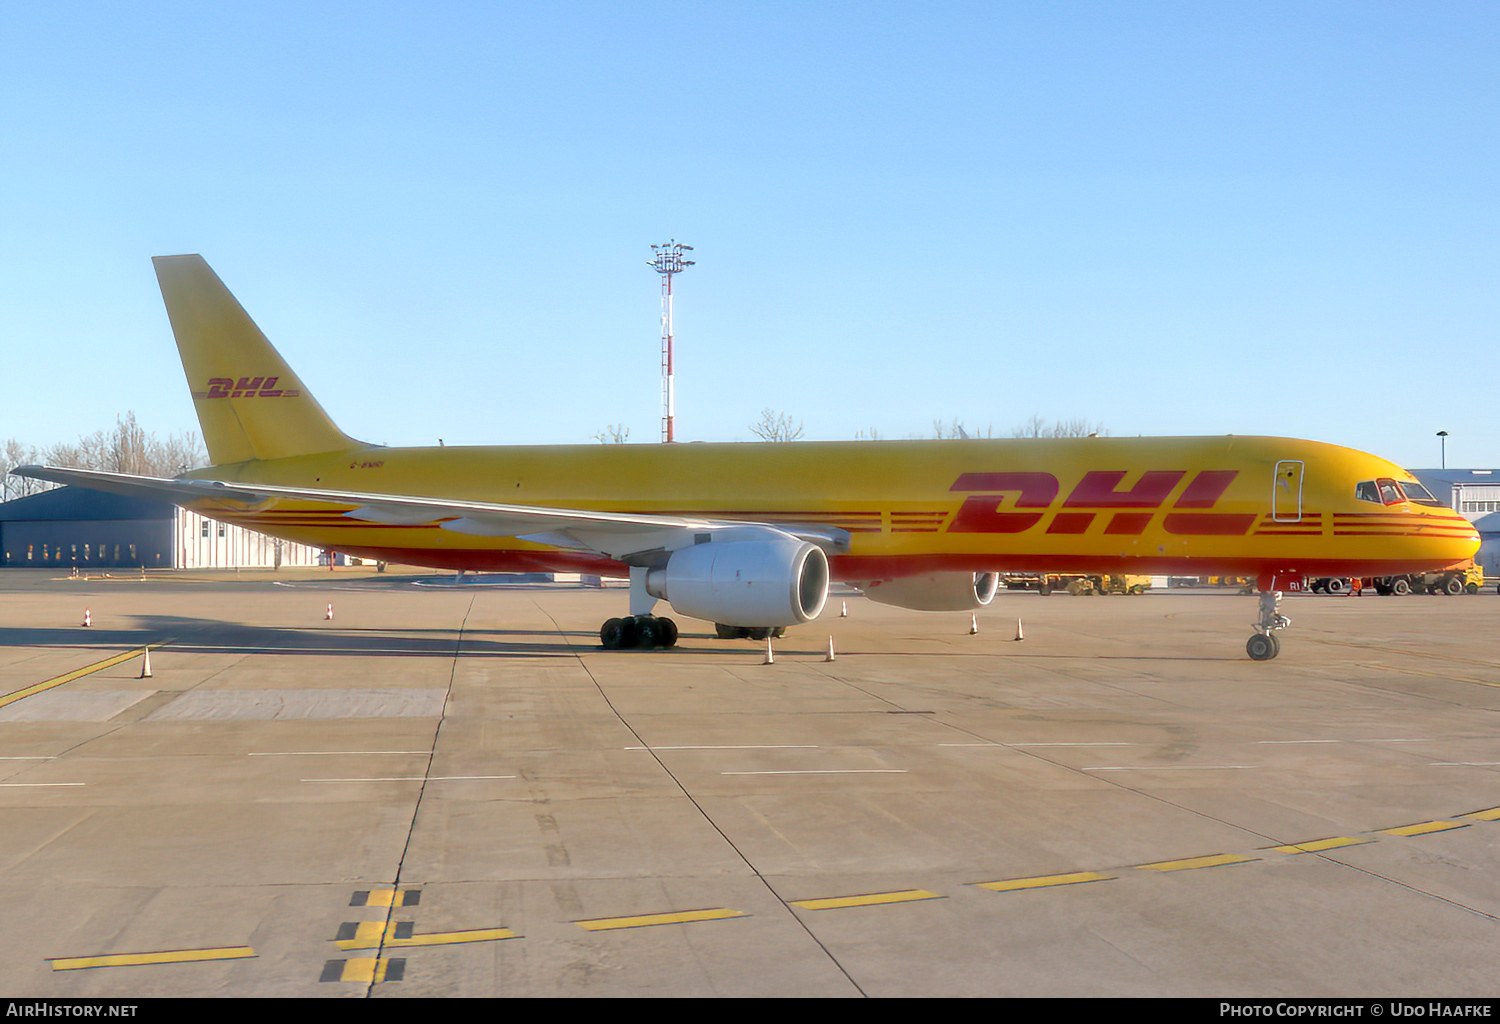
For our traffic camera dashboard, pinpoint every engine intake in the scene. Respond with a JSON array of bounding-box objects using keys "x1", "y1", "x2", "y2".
[
  {"x1": 861, "y1": 571, "x2": 1000, "y2": 611},
  {"x1": 647, "y1": 539, "x2": 830, "y2": 627}
]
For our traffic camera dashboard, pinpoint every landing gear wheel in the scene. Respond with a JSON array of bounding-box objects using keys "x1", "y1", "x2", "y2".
[
  {"x1": 1246, "y1": 633, "x2": 1280, "y2": 661},
  {"x1": 600, "y1": 618, "x2": 626, "y2": 649},
  {"x1": 600, "y1": 614, "x2": 679, "y2": 650}
]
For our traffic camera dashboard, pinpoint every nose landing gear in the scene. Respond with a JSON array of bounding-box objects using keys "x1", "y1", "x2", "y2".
[{"x1": 1247, "y1": 586, "x2": 1290, "y2": 661}]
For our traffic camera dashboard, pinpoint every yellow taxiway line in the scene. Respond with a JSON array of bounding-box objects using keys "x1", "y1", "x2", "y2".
[
  {"x1": 573, "y1": 908, "x2": 746, "y2": 931},
  {"x1": 50, "y1": 946, "x2": 255, "y2": 971},
  {"x1": 0, "y1": 641, "x2": 172, "y2": 711}
]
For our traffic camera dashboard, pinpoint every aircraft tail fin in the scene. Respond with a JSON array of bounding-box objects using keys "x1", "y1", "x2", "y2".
[{"x1": 153, "y1": 255, "x2": 361, "y2": 465}]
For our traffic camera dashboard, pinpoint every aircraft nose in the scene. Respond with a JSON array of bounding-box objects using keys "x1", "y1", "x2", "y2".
[{"x1": 1450, "y1": 516, "x2": 1482, "y2": 559}]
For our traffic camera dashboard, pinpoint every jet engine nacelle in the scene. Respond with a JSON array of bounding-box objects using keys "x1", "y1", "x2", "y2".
[
  {"x1": 861, "y1": 571, "x2": 1000, "y2": 611},
  {"x1": 647, "y1": 539, "x2": 830, "y2": 627}
]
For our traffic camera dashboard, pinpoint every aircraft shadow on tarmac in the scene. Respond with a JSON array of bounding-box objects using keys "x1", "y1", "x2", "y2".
[{"x1": 0, "y1": 616, "x2": 821, "y2": 660}]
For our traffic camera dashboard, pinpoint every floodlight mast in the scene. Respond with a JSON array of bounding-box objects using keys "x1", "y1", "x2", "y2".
[{"x1": 648, "y1": 240, "x2": 693, "y2": 443}]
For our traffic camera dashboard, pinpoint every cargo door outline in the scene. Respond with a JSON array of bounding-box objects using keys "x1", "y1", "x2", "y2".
[{"x1": 1272, "y1": 460, "x2": 1304, "y2": 522}]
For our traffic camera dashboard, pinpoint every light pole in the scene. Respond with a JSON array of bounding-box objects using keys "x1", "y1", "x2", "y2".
[
  {"x1": 648, "y1": 240, "x2": 693, "y2": 443},
  {"x1": 1436, "y1": 430, "x2": 1448, "y2": 470}
]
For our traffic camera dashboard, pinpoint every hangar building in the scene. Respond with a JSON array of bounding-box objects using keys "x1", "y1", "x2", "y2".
[
  {"x1": 1412, "y1": 468, "x2": 1500, "y2": 579},
  {"x1": 0, "y1": 486, "x2": 325, "y2": 570}
]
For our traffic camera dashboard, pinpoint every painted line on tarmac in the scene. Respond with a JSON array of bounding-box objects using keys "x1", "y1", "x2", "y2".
[
  {"x1": 251, "y1": 749, "x2": 432, "y2": 757},
  {"x1": 574, "y1": 908, "x2": 747, "y2": 931},
  {"x1": 791, "y1": 889, "x2": 944, "y2": 911},
  {"x1": 628, "y1": 744, "x2": 819, "y2": 751},
  {"x1": 974, "y1": 872, "x2": 1114, "y2": 893},
  {"x1": 1267, "y1": 836, "x2": 1372, "y2": 854},
  {"x1": 1380, "y1": 819, "x2": 1470, "y2": 837},
  {"x1": 301, "y1": 775, "x2": 517, "y2": 783},
  {"x1": 1083, "y1": 765, "x2": 1259, "y2": 772},
  {"x1": 334, "y1": 921, "x2": 517, "y2": 950},
  {"x1": 351, "y1": 888, "x2": 421, "y2": 908},
  {"x1": 720, "y1": 769, "x2": 908, "y2": 776},
  {"x1": 0, "y1": 641, "x2": 173, "y2": 711},
  {"x1": 967, "y1": 806, "x2": 1500, "y2": 901},
  {"x1": 50, "y1": 946, "x2": 256, "y2": 971},
  {"x1": 321, "y1": 957, "x2": 404, "y2": 983},
  {"x1": 1136, "y1": 852, "x2": 1258, "y2": 872}
]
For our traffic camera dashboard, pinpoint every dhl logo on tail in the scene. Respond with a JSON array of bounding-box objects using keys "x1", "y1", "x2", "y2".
[{"x1": 197, "y1": 376, "x2": 302, "y2": 399}]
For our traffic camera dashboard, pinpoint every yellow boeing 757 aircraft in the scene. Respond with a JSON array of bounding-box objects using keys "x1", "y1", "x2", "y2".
[{"x1": 14, "y1": 256, "x2": 1480, "y2": 660}]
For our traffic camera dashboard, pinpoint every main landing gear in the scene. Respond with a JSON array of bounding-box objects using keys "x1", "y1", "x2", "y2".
[
  {"x1": 600, "y1": 614, "x2": 678, "y2": 650},
  {"x1": 1246, "y1": 587, "x2": 1291, "y2": 661}
]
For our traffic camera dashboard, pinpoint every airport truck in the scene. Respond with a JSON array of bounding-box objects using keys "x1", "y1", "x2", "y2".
[
  {"x1": 1365, "y1": 563, "x2": 1483, "y2": 596},
  {"x1": 1063, "y1": 574, "x2": 1152, "y2": 595}
]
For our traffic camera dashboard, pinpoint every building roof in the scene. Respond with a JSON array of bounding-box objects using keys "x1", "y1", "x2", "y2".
[
  {"x1": 1410, "y1": 468, "x2": 1500, "y2": 487},
  {"x1": 0, "y1": 485, "x2": 176, "y2": 523}
]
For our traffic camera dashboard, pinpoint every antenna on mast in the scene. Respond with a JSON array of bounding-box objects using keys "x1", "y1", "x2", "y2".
[{"x1": 648, "y1": 240, "x2": 693, "y2": 443}]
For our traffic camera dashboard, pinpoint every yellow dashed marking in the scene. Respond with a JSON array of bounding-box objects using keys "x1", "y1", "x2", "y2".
[
  {"x1": 322, "y1": 957, "x2": 404, "y2": 983},
  {"x1": 334, "y1": 922, "x2": 391, "y2": 951},
  {"x1": 50, "y1": 946, "x2": 255, "y2": 971},
  {"x1": 1464, "y1": 807, "x2": 1500, "y2": 821},
  {"x1": 791, "y1": 889, "x2": 943, "y2": 910},
  {"x1": 1269, "y1": 836, "x2": 1370, "y2": 854},
  {"x1": 351, "y1": 888, "x2": 420, "y2": 908},
  {"x1": 975, "y1": 871, "x2": 1114, "y2": 892},
  {"x1": 1381, "y1": 820, "x2": 1468, "y2": 837},
  {"x1": 389, "y1": 927, "x2": 516, "y2": 947},
  {"x1": 335, "y1": 921, "x2": 516, "y2": 950},
  {"x1": 1137, "y1": 853, "x2": 1256, "y2": 872},
  {"x1": 574, "y1": 908, "x2": 745, "y2": 931}
]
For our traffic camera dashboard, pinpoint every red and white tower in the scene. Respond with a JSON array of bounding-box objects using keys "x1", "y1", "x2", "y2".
[{"x1": 648, "y1": 240, "x2": 693, "y2": 443}]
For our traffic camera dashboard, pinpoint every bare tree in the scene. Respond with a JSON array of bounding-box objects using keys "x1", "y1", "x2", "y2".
[
  {"x1": 1, "y1": 412, "x2": 210, "y2": 500},
  {"x1": 0, "y1": 439, "x2": 48, "y2": 500},
  {"x1": 749, "y1": 409, "x2": 804, "y2": 442},
  {"x1": 591, "y1": 424, "x2": 631, "y2": 444},
  {"x1": 1012, "y1": 415, "x2": 1106, "y2": 438},
  {"x1": 932, "y1": 419, "x2": 996, "y2": 440}
]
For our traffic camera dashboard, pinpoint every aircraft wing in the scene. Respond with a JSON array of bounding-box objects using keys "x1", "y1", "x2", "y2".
[{"x1": 10, "y1": 465, "x2": 850, "y2": 564}]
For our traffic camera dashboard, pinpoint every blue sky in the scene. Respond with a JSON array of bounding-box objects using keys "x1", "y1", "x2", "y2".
[{"x1": 2, "y1": 1, "x2": 1496, "y2": 469}]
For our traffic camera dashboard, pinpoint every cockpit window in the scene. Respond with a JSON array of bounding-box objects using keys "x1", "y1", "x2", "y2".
[
  {"x1": 1356, "y1": 479, "x2": 1411, "y2": 506},
  {"x1": 1399, "y1": 480, "x2": 1445, "y2": 506}
]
